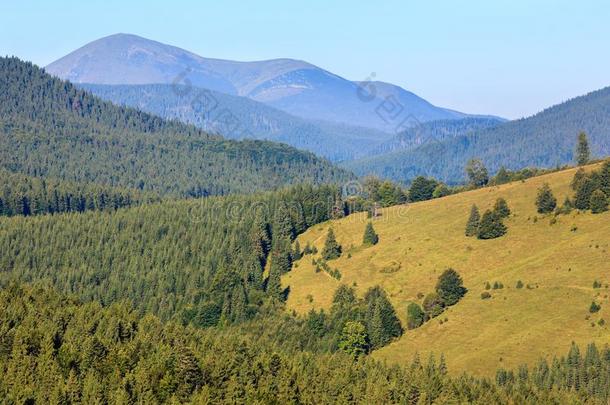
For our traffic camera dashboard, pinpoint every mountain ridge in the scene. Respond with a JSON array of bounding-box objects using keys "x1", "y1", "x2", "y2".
[{"x1": 46, "y1": 33, "x2": 487, "y2": 132}]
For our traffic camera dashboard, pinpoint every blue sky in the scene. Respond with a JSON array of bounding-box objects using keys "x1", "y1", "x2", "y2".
[{"x1": 2, "y1": 0, "x2": 609, "y2": 119}]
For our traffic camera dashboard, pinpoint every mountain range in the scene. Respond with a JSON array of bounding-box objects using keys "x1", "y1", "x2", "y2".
[{"x1": 45, "y1": 33, "x2": 484, "y2": 134}]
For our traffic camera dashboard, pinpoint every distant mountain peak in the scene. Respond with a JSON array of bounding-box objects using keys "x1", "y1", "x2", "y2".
[{"x1": 46, "y1": 33, "x2": 491, "y2": 132}]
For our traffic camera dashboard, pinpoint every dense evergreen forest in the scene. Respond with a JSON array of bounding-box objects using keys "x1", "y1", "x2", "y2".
[
  {"x1": 0, "y1": 169, "x2": 158, "y2": 216},
  {"x1": 79, "y1": 83, "x2": 391, "y2": 162},
  {"x1": 2, "y1": 283, "x2": 609, "y2": 404},
  {"x1": 0, "y1": 57, "x2": 351, "y2": 196},
  {"x1": 345, "y1": 86, "x2": 610, "y2": 183},
  {"x1": 367, "y1": 117, "x2": 504, "y2": 156},
  {"x1": 0, "y1": 183, "x2": 348, "y2": 324}
]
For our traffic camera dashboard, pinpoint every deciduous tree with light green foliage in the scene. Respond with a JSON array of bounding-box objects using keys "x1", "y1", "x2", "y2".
[
  {"x1": 338, "y1": 321, "x2": 369, "y2": 357},
  {"x1": 466, "y1": 158, "x2": 489, "y2": 187}
]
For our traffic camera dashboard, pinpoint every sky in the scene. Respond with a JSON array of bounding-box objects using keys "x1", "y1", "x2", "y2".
[{"x1": 2, "y1": 0, "x2": 609, "y2": 119}]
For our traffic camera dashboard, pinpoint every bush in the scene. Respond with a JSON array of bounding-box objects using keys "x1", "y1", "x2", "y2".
[
  {"x1": 423, "y1": 293, "x2": 444, "y2": 319},
  {"x1": 481, "y1": 292, "x2": 492, "y2": 300},
  {"x1": 516, "y1": 280, "x2": 524, "y2": 289},
  {"x1": 485, "y1": 282, "x2": 491, "y2": 290},
  {"x1": 590, "y1": 302, "x2": 601, "y2": 313},
  {"x1": 593, "y1": 280, "x2": 602, "y2": 289},
  {"x1": 406, "y1": 303, "x2": 425, "y2": 330},
  {"x1": 492, "y1": 282, "x2": 504, "y2": 290},
  {"x1": 536, "y1": 183, "x2": 557, "y2": 214}
]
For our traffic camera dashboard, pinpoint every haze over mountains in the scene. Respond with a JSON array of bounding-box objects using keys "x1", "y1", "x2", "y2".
[{"x1": 45, "y1": 33, "x2": 482, "y2": 133}]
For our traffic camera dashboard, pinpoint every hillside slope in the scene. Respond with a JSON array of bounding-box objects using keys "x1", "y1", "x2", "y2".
[
  {"x1": 283, "y1": 163, "x2": 610, "y2": 375},
  {"x1": 0, "y1": 57, "x2": 351, "y2": 196},
  {"x1": 45, "y1": 33, "x2": 479, "y2": 132},
  {"x1": 79, "y1": 83, "x2": 392, "y2": 161},
  {"x1": 346, "y1": 87, "x2": 610, "y2": 183}
]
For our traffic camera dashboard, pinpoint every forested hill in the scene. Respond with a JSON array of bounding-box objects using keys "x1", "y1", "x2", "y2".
[
  {"x1": 0, "y1": 57, "x2": 352, "y2": 196},
  {"x1": 78, "y1": 83, "x2": 392, "y2": 162},
  {"x1": 345, "y1": 86, "x2": 610, "y2": 184}
]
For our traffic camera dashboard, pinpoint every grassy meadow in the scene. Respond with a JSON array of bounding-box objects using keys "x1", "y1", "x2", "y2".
[{"x1": 283, "y1": 163, "x2": 610, "y2": 376}]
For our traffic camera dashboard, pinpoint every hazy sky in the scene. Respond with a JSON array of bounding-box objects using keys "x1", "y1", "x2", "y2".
[{"x1": 2, "y1": 0, "x2": 609, "y2": 119}]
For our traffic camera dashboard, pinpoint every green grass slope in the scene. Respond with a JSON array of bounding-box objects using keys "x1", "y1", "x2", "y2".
[{"x1": 283, "y1": 163, "x2": 610, "y2": 376}]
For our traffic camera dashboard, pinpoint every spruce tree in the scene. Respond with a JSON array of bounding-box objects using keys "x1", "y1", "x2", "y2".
[
  {"x1": 590, "y1": 190, "x2": 608, "y2": 214},
  {"x1": 477, "y1": 210, "x2": 507, "y2": 239},
  {"x1": 321, "y1": 228, "x2": 342, "y2": 260},
  {"x1": 493, "y1": 198, "x2": 511, "y2": 218},
  {"x1": 364, "y1": 286, "x2": 402, "y2": 349},
  {"x1": 494, "y1": 166, "x2": 511, "y2": 185},
  {"x1": 362, "y1": 222, "x2": 379, "y2": 246},
  {"x1": 536, "y1": 183, "x2": 557, "y2": 214},
  {"x1": 575, "y1": 177, "x2": 597, "y2": 210},
  {"x1": 465, "y1": 204, "x2": 480, "y2": 237},
  {"x1": 576, "y1": 132, "x2": 591, "y2": 166}
]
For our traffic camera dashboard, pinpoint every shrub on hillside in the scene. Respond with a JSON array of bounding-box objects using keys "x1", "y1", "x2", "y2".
[
  {"x1": 423, "y1": 293, "x2": 445, "y2": 319},
  {"x1": 481, "y1": 292, "x2": 492, "y2": 300},
  {"x1": 590, "y1": 302, "x2": 601, "y2": 313},
  {"x1": 406, "y1": 303, "x2": 425, "y2": 330}
]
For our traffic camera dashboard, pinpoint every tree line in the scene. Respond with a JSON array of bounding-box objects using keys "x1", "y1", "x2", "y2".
[{"x1": 0, "y1": 169, "x2": 157, "y2": 216}]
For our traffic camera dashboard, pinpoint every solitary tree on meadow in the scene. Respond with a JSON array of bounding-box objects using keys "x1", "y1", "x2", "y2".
[
  {"x1": 362, "y1": 222, "x2": 379, "y2": 246},
  {"x1": 322, "y1": 228, "x2": 342, "y2": 260},
  {"x1": 576, "y1": 132, "x2": 591, "y2": 166},
  {"x1": 536, "y1": 183, "x2": 557, "y2": 214}
]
